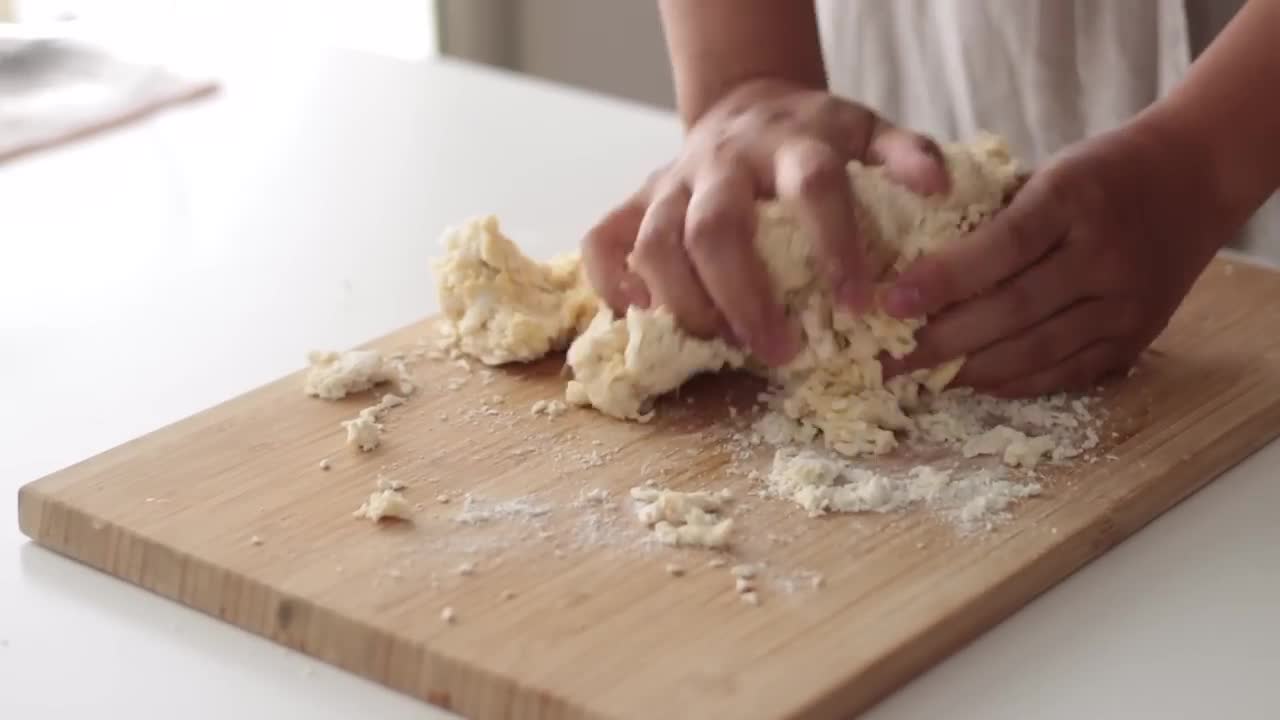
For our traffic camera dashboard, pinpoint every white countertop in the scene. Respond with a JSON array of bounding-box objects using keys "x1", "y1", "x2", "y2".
[{"x1": 2, "y1": 37, "x2": 1277, "y2": 720}]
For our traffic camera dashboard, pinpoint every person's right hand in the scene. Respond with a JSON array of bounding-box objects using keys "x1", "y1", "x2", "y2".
[{"x1": 581, "y1": 78, "x2": 950, "y2": 367}]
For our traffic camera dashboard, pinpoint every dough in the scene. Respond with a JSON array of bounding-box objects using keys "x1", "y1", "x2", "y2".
[
  {"x1": 433, "y1": 216, "x2": 597, "y2": 365},
  {"x1": 432, "y1": 133, "x2": 1021, "y2": 458},
  {"x1": 304, "y1": 350, "x2": 397, "y2": 400},
  {"x1": 630, "y1": 486, "x2": 734, "y2": 549}
]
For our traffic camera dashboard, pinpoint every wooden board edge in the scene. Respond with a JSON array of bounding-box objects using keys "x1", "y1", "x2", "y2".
[
  {"x1": 795, "y1": 391, "x2": 1280, "y2": 720},
  {"x1": 15, "y1": 487, "x2": 611, "y2": 720}
]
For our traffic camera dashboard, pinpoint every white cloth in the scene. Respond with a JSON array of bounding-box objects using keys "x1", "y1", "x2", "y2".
[{"x1": 815, "y1": 0, "x2": 1280, "y2": 257}]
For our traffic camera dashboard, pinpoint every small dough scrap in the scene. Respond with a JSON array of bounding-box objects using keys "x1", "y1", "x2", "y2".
[
  {"x1": 631, "y1": 486, "x2": 733, "y2": 549},
  {"x1": 340, "y1": 392, "x2": 407, "y2": 453},
  {"x1": 433, "y1": 215, "x2": 597, "y2": 365},
  {"x1": 767, "y1": 448, "x2": 904, "y2": 516},
  {"x1": 353, "y1": 488, "x2": 413, "y2": 522},
  {"x1": 304, "y1": 349, "x2": 397, "y2": 400},
  {"x1": 531, "y1": 398, "x2": 569, "y2": 418},
  {"x1": 962, "y1": 425, "x2": 1056, "y2": 468},
  {"x1": 342, "y1": 410, "x2": 382, "y2": 452}
]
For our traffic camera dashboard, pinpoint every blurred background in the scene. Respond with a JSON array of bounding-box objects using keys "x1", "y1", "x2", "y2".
[{"x1": 2, "y1": 0, "x2": 677, "y2": 107}]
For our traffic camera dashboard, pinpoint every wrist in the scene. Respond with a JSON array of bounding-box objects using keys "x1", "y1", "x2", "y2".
[
  {"x1": 1129, "y1": 102, "x2": 1262, "y2": 253},
  {"x1": 1136, "y1": 98, "x2": 1278, "y2": 233}
]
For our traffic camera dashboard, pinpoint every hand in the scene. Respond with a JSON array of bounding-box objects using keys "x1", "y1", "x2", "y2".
[
  {"x1": 881, "y1": 122, "x2": 1234, "y2": 397},
  {"x1": 581, "y1": 78, "x2": 949, "y2": 367}
]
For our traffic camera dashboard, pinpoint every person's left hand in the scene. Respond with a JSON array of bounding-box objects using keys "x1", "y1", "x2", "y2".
[{"x1": 879, "y1": 122, "x2": 1238, "y2": 397}]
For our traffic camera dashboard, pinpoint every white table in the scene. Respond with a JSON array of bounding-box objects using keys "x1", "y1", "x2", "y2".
[{"x1": 2, "y1": 39, "x2": 1277, "y2": 720}]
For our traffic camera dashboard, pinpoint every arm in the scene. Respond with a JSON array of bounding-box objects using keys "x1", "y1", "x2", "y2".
[
  {"x1": 658, "y1": 0, "x2": 828, "y2": 126},
  {"x1": 1141, "y1": 0, "x2": 1280, "y2": 230},
  {"x1": 880, "y1": 0, "x2": 1280, "y2": 397}
]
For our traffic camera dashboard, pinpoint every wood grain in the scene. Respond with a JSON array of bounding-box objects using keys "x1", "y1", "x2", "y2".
[{"x1": 18, "y1": 256, "x2": 1280, "y2": 720}]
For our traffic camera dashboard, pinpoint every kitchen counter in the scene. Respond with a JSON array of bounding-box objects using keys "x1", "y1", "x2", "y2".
[{"x1": 2, "y1": 37, "x2": 1277, "y2": 720}]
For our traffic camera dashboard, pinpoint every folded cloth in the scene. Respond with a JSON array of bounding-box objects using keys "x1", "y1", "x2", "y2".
[{"x1": 0, "y1": 32, "x2": 216, "y2": 163}]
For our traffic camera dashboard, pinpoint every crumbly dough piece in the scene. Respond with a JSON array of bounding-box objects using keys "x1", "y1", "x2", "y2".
[
  {"x1": 432, "y1": 215, "x2": 597, "y2": 365},
  {"x1": 433, "y1": 134, "x2": 1021, "y2": 457},
  {"x1": 339, "y1": 393, "x2": 406, "y2": 452},
  {"x1": 565, "y1": 307, "x2": 746, "y2": 421},
  {"x1": 342, "y1": 412, "x2": 382, "y2": 452},
  {"x1": 353, "y1": 488, "x2": 414, "y2": 522},
  {"x1": 530, "y1": 398, "x2": 569, "y2": 418},
  {"x1": 630, "y1": 486, "x2": 733, "y2": 549},
  {"x1": 767, "y1": 448, "x2": 905, "y2": 516},
  {"x1": 304, "y1": 349, "x2": 399, "y2": 400},
  {"x1": 962, "y1": 425, "x2": 1056, "y2": 468}
]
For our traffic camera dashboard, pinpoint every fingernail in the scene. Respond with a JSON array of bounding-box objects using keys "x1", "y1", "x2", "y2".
[{"x1": 883, "y1": 284, "x2": 921, "y2": 317}]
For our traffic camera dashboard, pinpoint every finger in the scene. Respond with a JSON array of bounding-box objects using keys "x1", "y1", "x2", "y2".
[
  {"x1": 627, "y1": 182, "x2": 724, "y2": 338},
  {"x1": 582, "y1": 194, "x2": 652, "y2": 315},
  {"x1": 989, "y1": 340, "x2": 1125, "y2": 398},
  {"x1": 684, "y1": 159, "x2": 800, "y2": 366},
  {"x1": 774, "y1": 137, "x2": 881, "y2": 311},
  {"x1": 900, "y1": 243, "x2": 1081, "y2": 372},
  {"x1": 954, "y1": 299, "x2": 1119, "y2": 390},
  {"x1": 867, "y1": 122, "x2": 951, "y2": 196},
  {"x1": 882, "y1": 169, "x2": 1070, "y2": 318}
]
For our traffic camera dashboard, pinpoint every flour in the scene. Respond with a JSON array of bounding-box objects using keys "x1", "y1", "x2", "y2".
[
  {"x1": 766, "y1": 447, "x2": 1044, "y2": 534},
  {"x1": 454, "y1": 494, "x2": 553, "y2": 526}
]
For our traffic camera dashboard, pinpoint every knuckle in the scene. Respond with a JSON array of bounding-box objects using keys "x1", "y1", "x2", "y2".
[
  {"x1": 630, "y1": 221, "x2": 680, "y2": 269},
  {"x1": 685, "y1": 203, "x2": 748, "y2": 255},
  {"x1": 788, "y1": 145, "x2": 847, "y2": 196}
]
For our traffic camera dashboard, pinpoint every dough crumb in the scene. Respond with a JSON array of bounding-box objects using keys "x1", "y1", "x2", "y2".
[
  {"x1": 730, "y1": 563, "x2": 757, "y2": 580},
  {"x1": 630, "y1": 486, "x2": 733, "y2": 549},
  {"x1": 319, "y1": 458, "x2": 331, "y2": 471},
  {"x1": 249, "y1": 535, "x2": 264, "y2": 546},
  {"x1": 740, "y1": 591, "x2": 760, "y2": 606},
  {"x1": 341, "y1": 410, "x2": 382, "y2": 452},
  {"x1": 456, "y1": 561, "x2": 476, "y2": 577},
  {"x1": 440, "y1": 607, "x2": 457, "y2": 624},
  {"x1": 353, "y1": 488, "x2": 414, "y2": 523},
  {"x1": 501, "y1": 590, "x2": 517, "y2": 601},
  {"x1": 531, "y1": 398, "x2": 569, "y2": 418},
  {"x1": 303, "y1": 349, "x2": 396, "y2": 400},
  {"x1": 665, "y1": 563, "x2": 685, "y2": 578}
]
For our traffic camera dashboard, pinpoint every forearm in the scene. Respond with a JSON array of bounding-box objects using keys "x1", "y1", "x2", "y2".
[
  {"x1": 658, "y1": 0, "x2": 828, "y2": 127},
  {"x1": 1140, "y1": 0, "x2": 1280, "y2": 227}
]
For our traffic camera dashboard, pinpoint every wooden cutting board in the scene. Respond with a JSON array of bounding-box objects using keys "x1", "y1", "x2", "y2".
[{"x1": 18, "y1": 256, "x2": 1280, "y2": 720}]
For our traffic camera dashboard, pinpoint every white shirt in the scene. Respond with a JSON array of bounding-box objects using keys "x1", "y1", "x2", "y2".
[{"x1": 815, "y1": 0, "x2": 1280, "y2": 257}]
